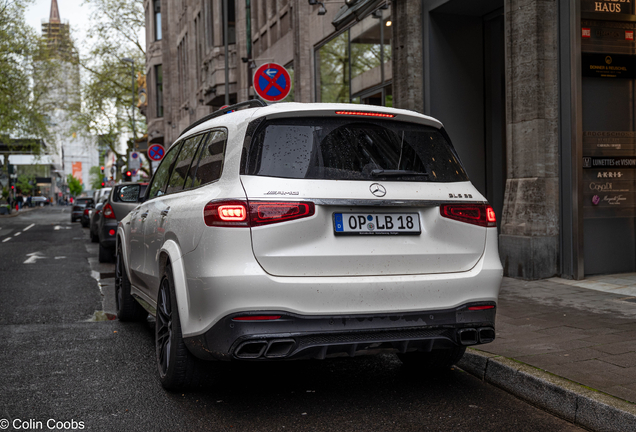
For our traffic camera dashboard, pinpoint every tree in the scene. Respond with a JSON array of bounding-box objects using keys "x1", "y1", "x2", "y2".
[
  {"x1": 0, "y1": 0, "x2": 52, "y2": 148},
  {"x1": 89, "y1": 165, "x2": 104, "y2": 190},
  {"x1": 71, "y1": 0, "x2": 147, "y2": 179},
  {"x1": 67, "y1": 174, "x2": 83, "y2": 197},
  {"x1": 15, "y1": 174, "x2": 34, "y2": 195}
]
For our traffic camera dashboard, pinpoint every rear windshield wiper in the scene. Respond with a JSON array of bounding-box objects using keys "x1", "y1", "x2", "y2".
[{"x1": 370, "y1": 169, "x2": 429, "y2": 177}]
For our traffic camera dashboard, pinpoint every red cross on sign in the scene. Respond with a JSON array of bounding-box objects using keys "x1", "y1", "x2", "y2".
[{"x1": 253, "y1": 63, "x2": 291, "y2": 102}]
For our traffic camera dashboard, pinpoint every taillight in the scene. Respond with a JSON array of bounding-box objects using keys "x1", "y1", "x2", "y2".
[
  {"x1": 204, "y1": 200, "x2": 249, "y2": 227},
  {"x1": 204, "y1": 200, "x2": 315, "y2": 227},
  {"x1": 103, "y1": 203, "x2": 116, "y2": 219},
  {"x1": 83, "y1": 209, "x2": 90, "y2": 216},
  {"x1": 440, "y1": 204, "x2": 496, "y2": 227},
  {"x1": 250, "y1": 201, "x2": 315, "y2": 227},
  {"x1": 335, "y1": 111, "x2": 396, "y2": 118}
]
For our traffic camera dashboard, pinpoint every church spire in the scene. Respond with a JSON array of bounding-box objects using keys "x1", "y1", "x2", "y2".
[{"x1": 49, "y1": 0, "x2": 61, "y2": 24}]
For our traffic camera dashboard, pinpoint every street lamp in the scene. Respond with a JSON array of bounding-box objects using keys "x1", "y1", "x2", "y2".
[{"x1": 121, "y1": 57, "x2": 136, "y2": 150}]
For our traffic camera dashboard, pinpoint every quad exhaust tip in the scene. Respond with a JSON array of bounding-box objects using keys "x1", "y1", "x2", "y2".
[
  {"x1": 235, "y1": 339, "x2": 296, "y2": 359},
  {"x1": 457, "y1": 327, "x2": 495, "y2": 346}
]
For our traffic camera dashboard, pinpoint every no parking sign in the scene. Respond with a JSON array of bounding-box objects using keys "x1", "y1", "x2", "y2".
[{"x1": 253, "y1": 63, "x2": 291, "y2": 102}]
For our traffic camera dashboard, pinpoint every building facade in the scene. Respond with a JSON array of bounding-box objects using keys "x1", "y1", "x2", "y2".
[{"x1": 144, "y1": 0, "x2": 636, "y2": 280}]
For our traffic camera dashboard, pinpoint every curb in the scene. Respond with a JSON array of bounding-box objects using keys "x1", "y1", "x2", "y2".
[{"x1": 457, "y1": 349, "x2": 636, "y2": 432}]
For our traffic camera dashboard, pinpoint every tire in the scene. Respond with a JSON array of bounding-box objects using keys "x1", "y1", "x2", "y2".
[
  {"x1": 397, "y1": 347, "x2": 466, "y2": 370},
  {"x1": 156, "y1": 265, "x2": 200, "y2": 390},
  {"x1": 81, "y1": 220, "x2": 88, "y2": 228},
  {"x1": 90, "y1": 231, "x2": 99, "y2": 243},
  {"x1": 98, "y1": 243, "x2": 115, "y2": 263},
  {"x1": 115, "y1": 244, "x2": 147, "y2": 322}
]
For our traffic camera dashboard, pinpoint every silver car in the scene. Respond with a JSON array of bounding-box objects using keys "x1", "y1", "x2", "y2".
[{"x1": 116, "y1": 102, "x2": 503, "y2": 390}]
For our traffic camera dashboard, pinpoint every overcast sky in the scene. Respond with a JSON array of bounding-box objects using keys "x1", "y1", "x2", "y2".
[{"x1": 24, "y1": 0, "x2": 93, "y2": 51}]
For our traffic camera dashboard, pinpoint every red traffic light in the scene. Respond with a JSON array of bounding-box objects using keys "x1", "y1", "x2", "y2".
[
  {"x1": 100, "y1": 166, "x2": 104, "y2": 170},
  {"x1": 11, "y1": 185, "x2": 14, "y2": 189},
  {"x1": 101, "y1": 182, "x2": 105, "y2": 187},
  {"x1": 126, "y1": 171, "x2": 132, "y2": 176}
]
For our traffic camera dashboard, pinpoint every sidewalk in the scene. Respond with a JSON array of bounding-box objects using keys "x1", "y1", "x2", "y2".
[{"x1": 458, "y1": 274, "x2": 636, "y2": 430}]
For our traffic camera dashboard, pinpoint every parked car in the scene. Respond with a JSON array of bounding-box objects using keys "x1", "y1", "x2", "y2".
[
  {"x1": 31, "y1": 196, "x2": 48, "y2": 206},
  {"x1": 71, "y1": 198, "x2": 94, "y2": 222},
  {"x1": 93, "y1": 187, "x2": 112, "y2": 204},
  {"x1": 116, "y1": 101, "x2": 503, "y2": 390},
  {"x1": 97, "y1": 183, "x2": 147, "y2": 262},
  {"x1": 89, "y1": 202, "x2": 104, "y2": 242}
]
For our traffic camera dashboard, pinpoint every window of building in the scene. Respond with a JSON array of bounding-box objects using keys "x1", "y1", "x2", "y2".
[
  {"x1": 153, "y1": 0, "x2": 161, "y2": 41},
  {"x1": 155, "y1": 64, "x2": 163, "y2": 117},
  {"x1": 315, "y1": 6, "x2": 392, "y2": 106},
  {"x1": 206, "y1": 0, "x2": 214, "y2": 47},
  {"x1": 223, "y1": 0, "x2": 236, "y2": 45}
]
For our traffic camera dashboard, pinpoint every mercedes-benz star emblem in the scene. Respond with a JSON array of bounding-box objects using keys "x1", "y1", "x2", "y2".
[{"x1": 370, "y1": 183, "x2": 386, "y2": 197}]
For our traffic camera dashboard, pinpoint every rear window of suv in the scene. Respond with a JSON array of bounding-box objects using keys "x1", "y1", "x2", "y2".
[{"x1": 245, "y1": 117, "x2": 468, "y2": 182}]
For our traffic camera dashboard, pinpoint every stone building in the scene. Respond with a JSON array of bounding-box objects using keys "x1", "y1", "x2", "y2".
[{"x1": 143, "y1": 0, "x2": 636, "y2": 280}]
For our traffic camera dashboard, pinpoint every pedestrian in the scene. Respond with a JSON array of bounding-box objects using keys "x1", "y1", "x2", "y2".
[
  {"x1": 26, "y1": 195, "x2": 32, "y2": 208},
  {"x1": 16, "y1": 194, "x2": 23, "y2": 210}
]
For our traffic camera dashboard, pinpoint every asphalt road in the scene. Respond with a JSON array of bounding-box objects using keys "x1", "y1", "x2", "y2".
[{"x1": 0, "y1": 207, "x2": 584, "y2": 431}]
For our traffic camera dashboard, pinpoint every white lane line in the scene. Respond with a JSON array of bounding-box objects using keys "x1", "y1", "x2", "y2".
[
  {"x1": 14, "y1": 232, "x2": 21, "y2": 237},
  {"x1": 23, "y1": 224, "x2": 35, "y2": 231},
  {"x1": 2, "y1": 237, "x2": 11, "y2": 243},
  {"x1": 55, "y1": 256, "x2": 66, "y2": 259}
]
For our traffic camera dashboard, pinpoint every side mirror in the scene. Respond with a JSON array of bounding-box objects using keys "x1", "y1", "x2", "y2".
[{"x1": 118, "y1": 184, "x2": 142, "y2": 203}]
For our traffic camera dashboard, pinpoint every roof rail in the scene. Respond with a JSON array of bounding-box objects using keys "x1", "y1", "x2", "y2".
[{"x1": 178, "y1": 100, "x2": 267, "y2": 138}]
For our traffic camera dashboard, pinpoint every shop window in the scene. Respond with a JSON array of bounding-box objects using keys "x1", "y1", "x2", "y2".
[
  {"x1": 316, "y1": 31, "x2": 350, "y2": 103},
  {"x1": 316, "y1": 7, "x2": 392, "y2": 106}
]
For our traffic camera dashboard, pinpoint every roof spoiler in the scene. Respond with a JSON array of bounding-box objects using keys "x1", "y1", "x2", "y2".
[{"x1": 179, "y1": 100, "x2": 266, "y2": 138}]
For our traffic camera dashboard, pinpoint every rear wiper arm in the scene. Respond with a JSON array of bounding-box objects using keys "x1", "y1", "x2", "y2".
[{"x1": 371, "y1": 169, "x2": 429, "y2": 177}]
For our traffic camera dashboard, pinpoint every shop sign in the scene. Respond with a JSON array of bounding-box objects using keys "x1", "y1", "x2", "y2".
[
  {"x1": 583, "y1": 156, "x2": 636, "y2": 168},
  {"x1": 582, "y1": 0, "x2": 636, "y2": 18},
  {"x1": 582, "y1": 53, "x2": 636, "y2": 78}
]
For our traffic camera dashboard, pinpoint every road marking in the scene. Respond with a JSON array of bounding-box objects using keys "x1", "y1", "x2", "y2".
[
  {"x1": 14, "y1": 232, "x2": 21, "y2": 236},
  {"x1": 24, "y1": 252, "x2": 46, "y2": 264},
  {"x1": 54, "y1": 225, "x2": 71, "y2": 230},
  {"x1": 55, "y1": 256, "x2": 66, "y2": 259},
  {"x1": 23, "y1": 224, "x2": 35, "y2": 231},
  {"x1": 2, "y1": 237, "x2": 11, "y2": 243}
]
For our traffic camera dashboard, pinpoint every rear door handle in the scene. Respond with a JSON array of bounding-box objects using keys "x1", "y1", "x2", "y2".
[
  {"x1": 140, "y1": 212, "x2": 149, "y2": 220},
  {"x1": 160, "y1": 208, "x2": 170, "y2": 217}
]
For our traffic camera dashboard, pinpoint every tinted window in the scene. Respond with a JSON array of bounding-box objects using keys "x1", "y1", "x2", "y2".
[
  {"x1": 148, "y1": 142, "x2": 182, "y2": 198},
  {"x1": 247, "y1": 118, "x2": 468, "y2": 182},
  {"x1": 189, "y1": 130, "x2": 226, "y2": 188},
  {"x1": 166, "y1": 134, "x2": 205, "y2": 194}
]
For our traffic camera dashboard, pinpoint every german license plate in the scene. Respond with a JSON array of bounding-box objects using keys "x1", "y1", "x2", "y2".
[{"x1": 333, "y1": 213, "x2": 421, "y2": 235}]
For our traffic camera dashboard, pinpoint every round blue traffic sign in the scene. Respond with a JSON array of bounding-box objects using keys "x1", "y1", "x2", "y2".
[
  {"x1": 147, "y1": 144, "x2": 165, "y2": 161},
  {"x1": 253, "y1": 63, "x2": 291, "y2": 102}
]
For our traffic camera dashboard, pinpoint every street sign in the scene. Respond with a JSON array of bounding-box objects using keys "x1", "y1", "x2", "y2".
[
  {"x1": 129, "y1": 151, "x2": 141, "y2": 170},
  {"x1": 253, "y1": 63, "x2": 291, "y2": 102},
  {"x1": 147, "y1": 144, "x2": 165, "y2": 162}
]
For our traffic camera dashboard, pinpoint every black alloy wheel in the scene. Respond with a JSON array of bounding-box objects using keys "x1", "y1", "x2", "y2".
[
  {"x1": 155, "y1": 265, "x2": 200, "y2": 390},
  {"x1": 156, "y1": 277, "x2": 173, "y2": 378}
]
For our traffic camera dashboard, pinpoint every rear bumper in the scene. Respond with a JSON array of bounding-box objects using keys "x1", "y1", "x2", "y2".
[
  {"x1": 100, "y1": 220, "x2": 118, "y2": 248},
  {"x1": 184, "y1": 303, "x2": 496, "y2": 361}
]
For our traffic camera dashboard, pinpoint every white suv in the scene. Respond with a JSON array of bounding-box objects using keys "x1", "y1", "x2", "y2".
[{"x1": 116, "y1": 102, "x2": 503, "y2": 390}]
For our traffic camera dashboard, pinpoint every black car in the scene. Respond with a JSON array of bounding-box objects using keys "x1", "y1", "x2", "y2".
[
  {"x1": 71, "y1": 198, "x2": 94, "y2": 222},
  {"x1": 97, "y1": 183, "x2": 147, "y2": 262}
]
